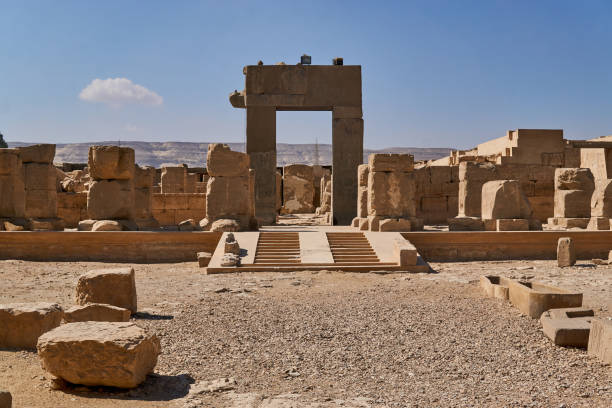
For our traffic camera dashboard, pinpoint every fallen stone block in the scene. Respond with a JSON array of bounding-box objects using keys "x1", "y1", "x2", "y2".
[
  {"x1": 75, "y1": 267, "x2": 137, "y2": 313},
  {"x1": 87, "y1": 180, "x2": 134, "y2": 220},
  {"x1": 0, "y1": 303, "x2": 63, "y2": 349},
  {"x1": 91, "y1": 220, "x2": 122, "y2": 231},
  {"x1": 507, "y1": 279, "x2": 582, "y2": 318},
  {"x1": 479, "y1": 275, "x2": 510, "y2": 300},
  {"x1": 209, "y1": 219, "x2": 240, "y2": 232},
  {"x1": 496, "y1": 218, "x2": 529, "y2": 231},
  {"x1": 547, "y1": 217, "x2": 589, "y2": 230},
  {"x1": 540, "y1": 311, "x2": 592, "y2": 347},
  {"x1": 77, "y1": 219, "x2": 96, "y2": 231},
  {"x1": 557, "y1": 237, "x2": 576, "y2": 267},
  {"x1": 3, "y1": 221, "x2": 24, "y2": 231},
  {"x1": 220, "y1": 253, "x2": 240, "y2": 267},
  {"x1": 63, "y1": 303, "x2": 131, "y2": 323},
  {"x1": 37, "y1": 322, "x2": 160, "y2": 388},
  {"x1": 197, "y1": 252, "x2": 212, "y2": 268},
  {"x1": 588, "y1": 318, "x2": 612, "y2": 365},
  {"x1": 0, "y1": 390, "x2": 11, "y2": 408},
  {"x1": 379, "y1": 218, "x2": 414, "y2": 232},
  {"x1": 547, "y1": 307, "x2": 594, "y2": 319},
  {"x1": 224, "y1": 233, "x2": 240, "y2": 255},
  {"x1": 178, "y1": 219, "x2": 197, "y2": 231}
]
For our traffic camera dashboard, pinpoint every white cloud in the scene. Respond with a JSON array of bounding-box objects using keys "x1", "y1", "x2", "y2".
[{"x1": 79, "y1": 78, "x2": 163, "y2": 107}]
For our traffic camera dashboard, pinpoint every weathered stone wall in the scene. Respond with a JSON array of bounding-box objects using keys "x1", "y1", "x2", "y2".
[
  {"x1": 281, "y1": 164, "x2": 315, "y2": 214},
  {"x1": 160, "y1": 166, "x2": 186, "y2": 194},
  {"x1": 413, "y1": 166, "x2": 459, "y2": 224},
  {"x1": 57, "y1": 192, "x2": 88, "y2": 228},
  {"x1": 151, "y1": 194, "x2": 206, "y2": 226},
  {"x1": 0, "y1": 148, "x2": 26, "y2": 219},
  {"x1": 19, "y1": 144, "x2": 57, "y2": 219}
]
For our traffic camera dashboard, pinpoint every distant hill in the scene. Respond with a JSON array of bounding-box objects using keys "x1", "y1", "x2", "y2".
[{"x1": 7, "y1": 141, "x2": 452, "y2": 168}]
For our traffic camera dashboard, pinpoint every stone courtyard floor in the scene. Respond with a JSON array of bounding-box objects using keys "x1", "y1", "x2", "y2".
[{"x1": 0, "y1": 259, "x2": 611, "y2": 407}]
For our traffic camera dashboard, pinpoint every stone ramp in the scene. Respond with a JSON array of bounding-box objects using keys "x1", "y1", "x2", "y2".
[{"x1": 206, "y1": 231, "x2": 429, "y2": 274}]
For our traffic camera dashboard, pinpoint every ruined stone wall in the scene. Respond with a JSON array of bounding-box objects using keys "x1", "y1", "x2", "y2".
[
  {"x1": 57, "y1": 192, "x2": 88, "y2": 228},
  {"x1": 151, "y1": 194, "x2": 206, "y2": 226},
  {"x1": 457, "y1": 162, "x2": 556, "y2": 222},
  {"x1": 413, "y1": 166, "x2": 459, "y2": 224},
  {"x1": 19, "y1": 144, "x2": 57, "y2": 219}
]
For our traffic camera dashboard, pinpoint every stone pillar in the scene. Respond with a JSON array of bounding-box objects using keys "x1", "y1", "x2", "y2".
[
  {"x1": 246, "y1": 106, "x2": 276, "y2": 225},
  {"x1": 332, "y1": 108, "x2": 363, "y2": 225},
  {"x1": 19, "y1": 144, "x2": 57, "y2": 220},
  {"x1": 0, "y1": 148, "x2": 25, "y2": 219},
  {"x1": 161, "y1": 166, "x2": 186, "y2": 193}
]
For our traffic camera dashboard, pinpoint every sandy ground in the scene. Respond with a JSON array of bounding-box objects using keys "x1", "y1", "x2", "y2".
[{"x1": 0, "y1": 259, "x2": 611, "y2": 407}]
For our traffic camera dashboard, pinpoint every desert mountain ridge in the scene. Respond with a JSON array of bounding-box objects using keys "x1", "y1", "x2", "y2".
[{"x1": 7, "y1": 141, "x2": 453, "y2": 168}]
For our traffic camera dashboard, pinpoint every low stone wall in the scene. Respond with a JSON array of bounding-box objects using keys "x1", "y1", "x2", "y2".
[
  {"x1": 151, "y1": 193, "x2": 206, "y2": 226},
  {"x1": 0, "y1": 231, "x2": 221, "y2": 262},
  {"x1": 402, "y1": 230, "x2": 612, "y2": 261}
]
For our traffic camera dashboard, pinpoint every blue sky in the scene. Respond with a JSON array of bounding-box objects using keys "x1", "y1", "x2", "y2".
[{"x1": 1, "y1": 0, "x2": 612, "y2": 149}]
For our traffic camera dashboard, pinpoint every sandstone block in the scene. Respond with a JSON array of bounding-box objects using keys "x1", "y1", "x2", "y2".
[
  {"x1": 0, "y1": 149, "x2": 20, "y2": 175},
  {"x1": 496, "y1": 218, "x2": 529, "y2": 231},
  {"x1": 547, "y1": 217, "x2": 590, "y2": 230},
  {"x1": 24, "y1": 163, "x2": 56, "y2": 190},
  {"x1": 63, "y1": 303, "x2": 131, "y2": 323},
  {"x1": 379, "y1": 218, "x2": 413, "y2": 232},
  {"x1": 587, "y1": 217, "x2": 610, "y2": 231},
  {"x1": 3, "y1": 221, "x2": 24, "y2": 231},
  {"x1": 367, "y1": 215, "x2": 381, "y2": 231},
  {"x1": 92, "y1": 220, "x2": 122, "y2": 231},
  {"x1": 394, "y1": 238, "x2": 417, "y2": 266},
  {"x1": 206, "y1": 144, "x2": 250, "y2": 177},
  {"x1": 88, "y1": 146, "x2": 135, "y2": 180},
  {"x1": 357, "y1": 164, "x2": 369, "y2": 187},
  {"x1": 0, "y1": 174, "x2": 25, "y2": 217},
  {"x1": 76, "y1": 267, "x2": 137, "y2": 313},
  {"x1": 133, "y1": 166, "x2": 155, "y2": 189},
  {"x1": 368, "y1": 154, "x2": 414, "y2": 172},
  {"x1": 554, "y1": 190, "x2": 591, "y2": 218},
  {"x1": 160, "y1": 167, "x2": 186, "y2": 194},
  {"x1": 351, "y1": 217, "x2": 359, "y2": 228},
  {"x1": 481, "y1": 180, "x2": 532, "y2": 220},
  {"x1": 133, "y1": 188, "x2": 153, "y2": 220},
  {"x1": 358, "y1": 217, "x2": 369, "y2": 230},
  {"x1": 88, "y1": 180, "x2": 134, "y2": 220},
  {"x1": 0, "y1": 390, "x2": 11, "y2": 408},
  {"x1": 557, "y1": 237, "x2": 575, "y2": 267},
  {"x1": 367, "y1": 171, "x2": 415, "y2": 217},
  {"x1": 209, "y1": 218, "x2": 240, "y2": 232},
  {"x1": 554, "y1": 168, "x2": 595, "y2": 191},
  {"x1": 18, "y1": 144, "x2": 55, "y2": 164},
  {"x1": 37, "y1": 322, "x2": 160, "y2": 388},
  {"x1": 480, "y1": 276, "x2": 510, "y2": 300},
  {"x1": 448, "y1": 217, "x2": 484, "y2": 231},
  {"x1": 78, "y1": 219, "x2": 96, "y2": 231},
  {"x1": 591, "y1": 179, "x2": 612, "y2": 217},
  {"x1": 206, "y1": 176, "x2": 250, "y2": 221},
  {"x1": 178, "y1": 218, "x2": 197, "y2": 231},
  {"x1": 540, "y1": 312, "x2": 591, "y2": 348},
  {"x1": 0, "y1": 303, "x2": 63, "y2": 349},
  {"x1": 24, "y1": 189, "x2": 57, "y2": 218},
  {"x1": 357, "y1": 187, "x2": 367, "y2": 218},
  {"x1": 197, "y1": 252, "x2": 212, "y2": 267},
  {"x1": 588, "y1": 318, "x2": 612, "y2": 364}
]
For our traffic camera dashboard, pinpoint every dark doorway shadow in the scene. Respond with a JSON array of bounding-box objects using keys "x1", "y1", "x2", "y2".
[{"x1": 132, "y1": 311, "x2": 174, "y2": 320}]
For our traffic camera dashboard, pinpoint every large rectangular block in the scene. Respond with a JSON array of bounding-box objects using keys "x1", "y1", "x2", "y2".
[
  {"x1": 25, "y1": 189, "x2": 57, "y2": 218},
  {"x1": 0, "y1": 149, "x2": 21, "y2": 175},
  {"x1": 17, "y1": 144, "x2": 55, "y2": 164},
  {"x1": 24, "y1": 163, "x2": 56, "y2": 190},
  {"x1": 357, "y1": 187, "x2": 368, "y2": 218},
  {"x1": 367, "y1": 171, "x2": 416, "y2": 218},
  {"x1": 133, "y1": 188, "x2": 152, "y2": 220},
  {"x1": 368, "y1": 154, "x2": 414, "y2": 173},
  {"x1": 394, "y1": 238, "x2": 417, "y2": 266},
  {"x1": 206, "y1": 176, "x2": 250, "y2": 220},
  {"x1": 133, "y1": 166, "x2": 155, "y2": 189},
  {"x1": 206, "y1": 144, "x2": 250, "y2": 177},
  {"x1": 0, "y1": 174, "x2": 25, "y2": 217},
  {"x1": 588, "y1": 318, "x2": 612, "y2": 364},
  {"x1": 88, "y1": 146, "x2": 135, "y2": 180},
  {"x1": 554, "y1": 190, "x2": 591, "y2": 218},
  {"x1": 161, "y1": 167, "x2": 186, "y2": 194},
  {"x1": 87, "y1": 180, "x2": 134, "y2": 220},
  {"x1": 496, "y1": 218, "x2": 529, "y2": 231},
  {"x1": 507, "y1": 280, "x2": 582, "y2": 318}
]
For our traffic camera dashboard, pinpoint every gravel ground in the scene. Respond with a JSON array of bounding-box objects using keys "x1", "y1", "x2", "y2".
[{"x1": 0, "y1": 259, "x2": 610, "y2": 407}]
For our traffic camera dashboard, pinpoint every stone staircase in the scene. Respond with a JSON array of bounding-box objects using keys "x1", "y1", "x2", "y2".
[{"x1": 254, "y1": 232, "x2": 300, "y2": 265}]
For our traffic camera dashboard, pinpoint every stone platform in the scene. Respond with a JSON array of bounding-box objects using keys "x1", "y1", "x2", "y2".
[{"x1": 206, "y1": 231, "x2": 430, "y2": 274}]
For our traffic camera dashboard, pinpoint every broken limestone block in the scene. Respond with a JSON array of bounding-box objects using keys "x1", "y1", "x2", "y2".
[
  {"x1": 367, "y1": 171, "x2": 416, "y2": 218},
  {"x1": 587, "y1": 217, "x2": 610, "y2": 231},
  {"x1": 358, "y1": 164, "x2": 369, "y2": 187},
  {"x1": 0, "y1": 390, "x2": 11, "y2": 408},
  {"x1": 0, "y1": 149, "x2": 21, "y2": 174},
  {"x1": 588, "y1": 318, "x2": 612, "y2": 365},
  {"x1": 479, "y1": 276, "x2": 510, "y2": 300},
  {"x1": 220, "y1": 253, "x2": 240, "y2": 267},
  {"x1": 557, "y1": 237, "x2": 576, "y2": 267},
  {"x1": 0, "y1": 303, "x2": 63, "y2": 349},
  {"x1": 496, "y1": 218, "x2": 529, "y2": 231},
  {"x1": 178, "y1": 219, "x2": 197, "y2": 231},
  {"x1": 394, "y1": 238, "x2": 417, "y2": 266},
  {"x1": 540, "y1": 311, "x2": 592, "y2": 348},
  {"x1": 206, "y1": 144, "x2": 250, "y2": 177},
  {"x1": 209, "y1": 219, "x2": 240, "y2": 232},
  {"x1": 17, "y1": 144, "x2": 55, "y2": 164},
  {"x1": 197, "y1": 252, "x2": 212, "y2": 268},
  {"x1": 87, "y1": 180, "x2": 134, "y2": 220},
  {"x1": 91, "y1": 220, "x2": 122, "y2": 231},
  {"x1": 78, "y1": 219, "x2": 96, "y2": 231},
  {"x1": 75, "y1": 267, "x2": 137, "y2": 313},
  {"x1": 547, "y1": 307, "x2": 594, "y2": 319},
  {"x1": 555, "y1": 168, "x2": 595, "y2": 192},
  {"x1": 547, "y1": 217, "x2": 590, "y2": 230},
  {"x1": 37, "y1": 322, "x2": 160, "y2": 388},
  {"x1": 358, "y1": 217, "x2": 369, "y2": 231},
  {"x1": 481, "y1": 180, "x2": 532, "y2": 220},
  {"x1": 368, "y1": 153, "x2": 413, "y2": 173},
  {"x1": 206, "y1": 176, "x2": 250, "y2": 224},
  {"x1": 133, "y1": 165, "x2": 155, "y2": 189},
  {"x1": 63, "y1": 303, "x2": 131, "y2": 323},
  {"x1": 282, "y1": 164, "x2": 315, "y2": 214},
  {"x1": 88, "y1": 146, "x2": 135, "y2": 180},
  {"x1": 3, "y1": 221, "x2": 24, "y2": 231}
]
